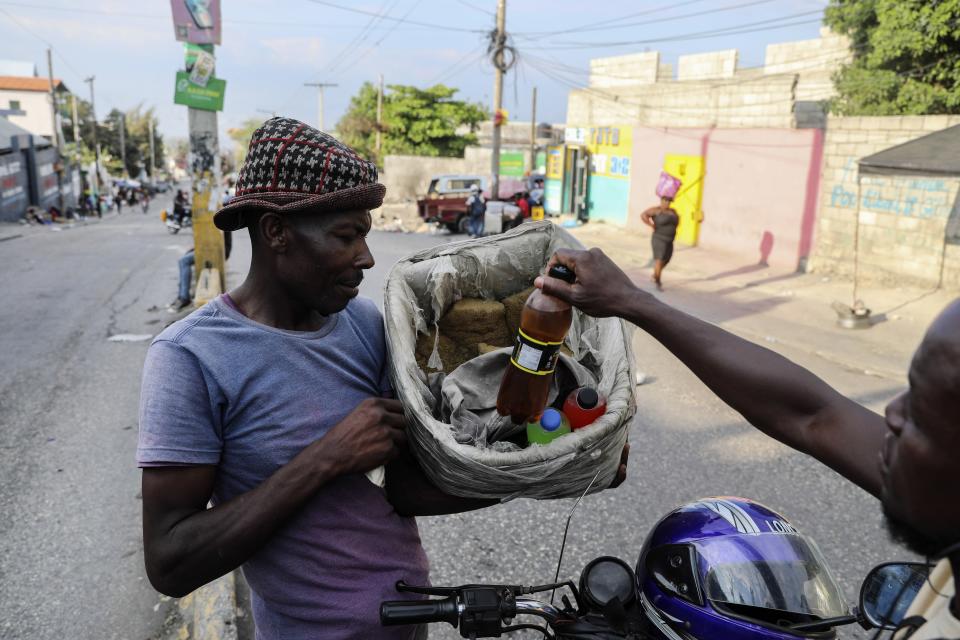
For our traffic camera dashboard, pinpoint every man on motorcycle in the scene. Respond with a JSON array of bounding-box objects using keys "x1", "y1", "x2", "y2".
[
  {"x1": 535, "y1": 248, "x2": 960, "y2": 639},
  {"x1": 172, "y1": 189, "x2": 188, "y2": 225}
]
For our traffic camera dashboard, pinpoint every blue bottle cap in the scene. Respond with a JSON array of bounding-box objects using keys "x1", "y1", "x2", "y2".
[{"x1": 540, "y1": 409, "x2": 562, "y2": 432}]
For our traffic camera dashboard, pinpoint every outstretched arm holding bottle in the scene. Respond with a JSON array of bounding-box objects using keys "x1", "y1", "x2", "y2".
[{"x1": 534, "y1": 248, "x2": 886, "y2": 497}]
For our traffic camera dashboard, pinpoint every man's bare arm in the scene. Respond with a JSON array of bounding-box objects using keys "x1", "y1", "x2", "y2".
[
  {"x1": 385, "y1": 443, "x2": 630, "y2": 517},
  {"x1": 385, "y1": 448, "x2": 495, "y2": 517},
  {"x1": 538, "y1": 248, "x2": 887, "y2": 497},
  {"x1": 143, "y1": 398, "x2": 407, "y2": 597}
]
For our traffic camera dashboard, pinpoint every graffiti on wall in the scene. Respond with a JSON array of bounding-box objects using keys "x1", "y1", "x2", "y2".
[{"x1": 829, "y1": 157, "x2": 953, "y2": 219}]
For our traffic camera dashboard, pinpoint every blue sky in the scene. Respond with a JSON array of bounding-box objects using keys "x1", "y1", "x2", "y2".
[{"x1": 0, "y1": 0, "x2": 828, "y2": 152}]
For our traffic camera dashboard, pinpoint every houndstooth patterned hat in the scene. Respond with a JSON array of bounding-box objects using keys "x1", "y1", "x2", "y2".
[{"x1": 214, "y1": 117, "x2": 385, "y2": 231}]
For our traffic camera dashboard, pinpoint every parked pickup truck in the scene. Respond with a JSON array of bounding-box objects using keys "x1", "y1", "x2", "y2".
[{"x1": 416, "y1": 174, "x2": 527, "y2": 234}]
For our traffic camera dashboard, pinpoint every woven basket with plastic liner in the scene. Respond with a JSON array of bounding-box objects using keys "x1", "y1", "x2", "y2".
[{"x1": 384, "y1": 221, "x2": 636, "y2": 500}]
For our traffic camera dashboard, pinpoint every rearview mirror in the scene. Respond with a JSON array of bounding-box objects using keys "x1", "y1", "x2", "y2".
[{"x1": 859, "y1": 562, "x2": 930, "y2": 630}]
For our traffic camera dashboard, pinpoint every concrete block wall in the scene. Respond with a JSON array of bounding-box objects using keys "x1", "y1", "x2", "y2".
[
  {"x1": 381, "y1": 146, "x2": 528, "y2": 203},
  {"x1": 811, "y1": 115, "x2": 960, "y2": 289},
  {"x1": 764, "y1": 28, "x2": 851, "y2": 77},
  {"x1": 568, "y1": 30, "x2": 848, "y2": 131},
  {"x1": 677, "y1": 50, "x2": 737, "y2": 81},
  {"x1": 381, "y1": 155, "x2": 467, "y2": 203},
  {"x1": 590, "y1": 52, "x2": 659, "y2": 88},
  {"x1": 567, "y1": 74, "x2": 797, "y2": 129}
]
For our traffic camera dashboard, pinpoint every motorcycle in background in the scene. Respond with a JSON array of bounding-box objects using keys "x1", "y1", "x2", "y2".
[{"x1": 161, "y1": 204, "x2": 192, "y2": 234}]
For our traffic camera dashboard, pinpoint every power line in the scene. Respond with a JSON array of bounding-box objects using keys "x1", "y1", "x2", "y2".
[
  {"x1": 0, "y1": 6, "x2": 87, "y2": 85},
  {"x1": 0, "y1": 1, "x2": 460, "y2": 32},
  {"x1": 453, "y1": 0, "x2": 494, "y2": 17},
  {"x1": 430, "y1": 46, "x2": 488, "y2": 85},
  {"x1": 324, "y1": 0, "x2": 399, "y2": 74},
  {"x1": 303, "y1": 0, "x2": 483, "y2": 33},
  {"x1": 514, "y1": 0, "x2": 710, "y2": 38},
  {"x1": 521, "y1": 51, "x2": 946, "y2": 120},
  {"x1": 537, "y1": 11, "x2": 824, "y2": 50},
  {"x1": 515, "y1": 0, "x2": 776, "y2": 39},
  {"x1": 336, "y1": 0, "x2": 429, "y2": 75}
]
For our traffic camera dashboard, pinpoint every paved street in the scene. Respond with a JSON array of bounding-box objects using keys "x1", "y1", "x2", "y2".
[{"x1": 0, "y1": 212, "x2": 917, "y2": 639}]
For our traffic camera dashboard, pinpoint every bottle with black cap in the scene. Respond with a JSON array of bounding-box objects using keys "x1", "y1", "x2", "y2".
[
  {"x1": 562, "y1": 387, "x2": 607, "y2": 429},
  {"x1": 496, "y1": 264, "x2": 577, "y2": 424}
]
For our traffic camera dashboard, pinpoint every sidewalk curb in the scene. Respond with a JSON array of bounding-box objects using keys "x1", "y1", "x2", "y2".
[
  {"x1": 193, "y1": 573, "x2": 238, "y2": 640},
  {"x1": 168, "y1": 572, "x2": 239, "y2": 640}
]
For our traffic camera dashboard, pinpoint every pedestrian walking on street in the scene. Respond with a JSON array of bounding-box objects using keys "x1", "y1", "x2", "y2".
[
  {"x1": 115, "y1": 188, "x2": 123, "y2": 214},
  {"x1": 466, "y1": 183, "x2": 485, "y2": 237},
  {"x1": 641, "y1": 196, "x2": 679, "y2": 291}
]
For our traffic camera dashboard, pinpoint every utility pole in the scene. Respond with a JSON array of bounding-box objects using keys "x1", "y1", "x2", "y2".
[
  {"x1": 304, "y1": 82, "x2": 337, "y2": 132},
  {"x1": 71, "y1": 94, "x2": 80, "y2": 148},
  {"x1": 84, "y1": 76, "x2": 101, "y2": 193},
  {"x1": 46, "y1": 48, "x2": 66, "y2": 213},
  {"x1": 118, "y1": 112, "x2": 127, "y2": 177},
  {"x1": 490, "y1": 0, "x2": 507, "y2": 200},
  {"x1": 529, "y1": 86, "x2": 537, "y2": 175},
  {"x1": 375, "y1": 73, "x2": 384, "y2": 157},
  {"x1": 148, "y1": 116, "x2": 155, "y2": 179}
]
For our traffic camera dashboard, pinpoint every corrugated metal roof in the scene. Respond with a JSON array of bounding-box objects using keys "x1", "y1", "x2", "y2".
[
  {"x1": 859, "y1": 124, "x2": 960, "y2": 177},
  {"x1": 0, "y1": 75, "x2": 64, "y2": 92}
]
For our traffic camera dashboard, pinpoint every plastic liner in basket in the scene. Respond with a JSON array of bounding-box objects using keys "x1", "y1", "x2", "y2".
[
  {"x1": 383, "y1": 221, "x2": 636, "y2": 500},
  {"x1": 441, "y1": 350, "x2": 597, "y2": 448}
]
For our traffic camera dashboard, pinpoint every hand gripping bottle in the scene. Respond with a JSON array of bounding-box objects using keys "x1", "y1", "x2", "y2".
[
  {"x1": 526, "y1": 408, "x2": 572, "y2": 445},
  {"x1": 562, "y1": 387, "x2": 607, "y2": 429},
  {"x1": 496, "y1": 264, "x2": 576, "y2": 424}
]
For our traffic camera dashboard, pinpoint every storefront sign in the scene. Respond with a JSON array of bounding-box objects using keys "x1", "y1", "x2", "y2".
[
  {"x1": 585, "y1": 126, "x2": 632, "y2": 180},
  {"x1": 174, "y1": 71, "x2": 226, "y2": 111}
]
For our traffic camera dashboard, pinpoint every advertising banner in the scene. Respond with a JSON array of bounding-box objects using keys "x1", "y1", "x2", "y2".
[
  {"x1": 0, "y1": 152, "x2": 28, "y2": 222},
  {"x1": 185, "y1": 42, "x2": 214, "y2": 71},
  {"x1": 499, "y1": 150, "x2": 525, "y2": 178},
  {"x1": 170, "y1": 0, "x2": 221, "y2": 45},
  {"x1": 174, "y1": 71, "x2": 226, "y2": 111},
  {"x1": 189, "y1": 49, "x2": 215, "y2": 86}
]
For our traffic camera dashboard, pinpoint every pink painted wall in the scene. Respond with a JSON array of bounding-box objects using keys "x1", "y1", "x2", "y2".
[{"x1": 628, "y1": 127, "x2": 824, "y2": 270}]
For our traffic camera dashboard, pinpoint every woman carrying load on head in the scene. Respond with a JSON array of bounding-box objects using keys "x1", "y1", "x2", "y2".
[{"x1": 641, "y1": 195, "x2": 679, "y2": 291}]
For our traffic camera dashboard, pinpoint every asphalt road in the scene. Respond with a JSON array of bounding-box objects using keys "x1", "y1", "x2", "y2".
[{"x1": 0, "y1": 210, "x2": 911, "y2": 639}]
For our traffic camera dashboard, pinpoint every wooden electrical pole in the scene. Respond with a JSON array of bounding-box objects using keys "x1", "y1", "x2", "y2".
[
  {"x1": 118, "y1": 112, "x2": 127, "y2": 177},
  {"x1": 490, "y1": 0, "x2": 506, "y2": 200},
  {"x1": 46, "y1": 48, "x2": 66, "y2": 213},
  {"x1": 84, "y1": 76, "x2": 102, "y2": 194},
  {"x1": 304, "y1": 82, "x2": 337, "y2": 132},
  {"x1": 376, "y1": 73, "x2": 384, "y2": 157},
  {"x1": 529, "y1": 86, "x2": 537, "y2": 175},
  {"x1": 148, "y1": 116, "x2": 155, "y2": 179},
  {"x1": 71, "y1": 94, "x2": 80, "y2": 148}
]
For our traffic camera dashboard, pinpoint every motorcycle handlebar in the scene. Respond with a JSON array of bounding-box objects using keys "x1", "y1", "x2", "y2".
[{"x1": 380, "y1": 596, "x2": 460, "y2": 627}]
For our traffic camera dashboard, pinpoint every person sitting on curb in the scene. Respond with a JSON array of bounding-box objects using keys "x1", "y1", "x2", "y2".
[
  {"x1": 166, "y1": 229, "x2": 231, "y2": 313},
  {"x1": 535, "y1": 247, "x2": 960, "y2": 640},
  {"x1": 138, "y1": 118, "x2": 629, "y2": 639}
]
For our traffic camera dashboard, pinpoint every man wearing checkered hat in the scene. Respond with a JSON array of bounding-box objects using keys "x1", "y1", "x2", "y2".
[{"x1": 136, "y1": 118, "x2": 490, "y2": 639}]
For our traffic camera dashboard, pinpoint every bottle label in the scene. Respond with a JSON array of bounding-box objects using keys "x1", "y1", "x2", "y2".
[{"x1": 510, "y1": 329, "x2": 562, "y2": 376}]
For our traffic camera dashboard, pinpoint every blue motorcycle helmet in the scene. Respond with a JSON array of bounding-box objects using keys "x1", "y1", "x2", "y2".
[{"x1": 636, "y1": 497, "x2": 849, "y2": 640}]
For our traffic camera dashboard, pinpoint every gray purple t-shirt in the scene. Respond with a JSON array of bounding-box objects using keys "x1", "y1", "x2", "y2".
[{"x1": 137, "y1": 295, "x2": 430, "y2": 639}]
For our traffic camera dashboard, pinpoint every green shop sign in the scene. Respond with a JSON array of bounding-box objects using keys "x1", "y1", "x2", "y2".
[
  {"x1": 174, "y1": 71, "x2": 226, "y2": 111},
  {"x1": 499, "y1": 151, "x2": 525, "y2": 178}
]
